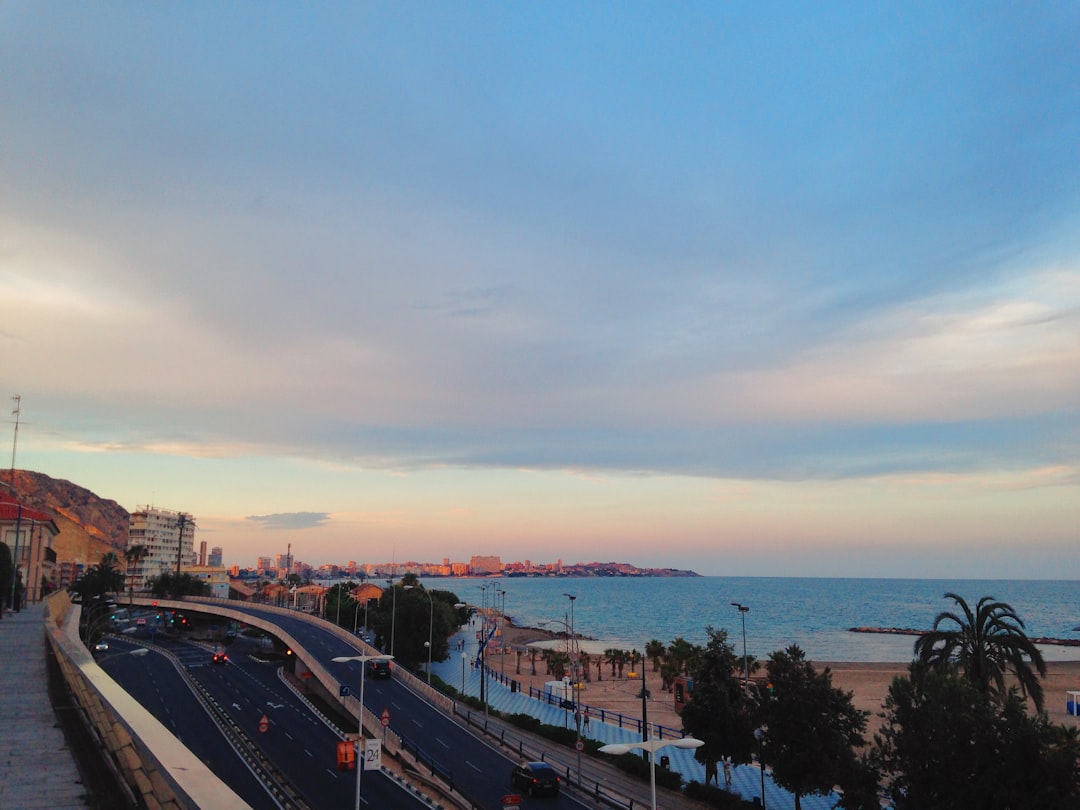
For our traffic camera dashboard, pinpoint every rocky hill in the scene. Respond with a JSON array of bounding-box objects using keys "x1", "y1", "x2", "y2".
[{"x1": 3, "y1": 469, "x2": 129, "y2": 565}]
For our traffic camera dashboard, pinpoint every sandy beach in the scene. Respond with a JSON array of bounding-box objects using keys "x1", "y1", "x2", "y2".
[{"x1": 490, "y1": 623, "x2": 1080, "y2": 740}]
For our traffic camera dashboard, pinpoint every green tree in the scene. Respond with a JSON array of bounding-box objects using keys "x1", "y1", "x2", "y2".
[
  {"x1": 323, "y1": 582, "x2": 358, "y2": 627},
  {"x1": 761, "y1": 645, "x2": 867, "y2": 810},
  {"x1": 71, "y1": 552, "x2": 125, "y2": 601},
  {"x1": 875, "y1": 663, "x2": 1080, "y2": 810},
  {"x1": 148, "y1": 572, "x2": 209, "y2": 598},
  {"x1": 680, "y1": 627, "x2": 757, "y2": 779},
  {"x1": 914, "y1": 592, "x2": 1047, "y2": 712},
  {"x1": 0, "y1": 542, "x2": 12, "y2": 616},
  {"x1": 645, "y1": 638, "x2": 665, "y2": 672},
  {"x1": 369, "y1": 583, "x2": 462, "y2": 671}
]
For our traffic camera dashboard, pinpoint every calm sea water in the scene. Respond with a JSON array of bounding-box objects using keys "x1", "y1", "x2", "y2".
[{"x1": 429, "y1": 576, "x2": 1080, "y2": 663}]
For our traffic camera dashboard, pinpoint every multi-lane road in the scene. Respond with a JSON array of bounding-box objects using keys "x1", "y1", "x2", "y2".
[
  {"x1": 100, "y1": 601, "x2": 594, "y2": 808},
  {"x1": 98, "y1": 631, "x2": 427, "y2": 808}
]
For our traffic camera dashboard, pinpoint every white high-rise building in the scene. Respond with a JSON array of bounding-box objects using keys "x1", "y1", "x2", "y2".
[{"x1": 127, "y1": 507, "x2": 196, "y2": 592}]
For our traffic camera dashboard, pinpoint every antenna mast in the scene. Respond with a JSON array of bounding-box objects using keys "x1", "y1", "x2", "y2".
[{"x1": 9, "y1": 394, "x2": 20, "y2": 480}]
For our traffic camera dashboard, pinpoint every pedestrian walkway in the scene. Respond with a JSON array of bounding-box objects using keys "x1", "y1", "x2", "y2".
[
  {"x1": 431, "y1": 630, "x2": 843, "y2": 810},
  {"x1": 0, "y1": 606, "x2": 88, "y2": 809}
]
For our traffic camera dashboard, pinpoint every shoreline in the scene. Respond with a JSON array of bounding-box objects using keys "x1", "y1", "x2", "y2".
[{"x1": 488, "y1": 619, "x2": 1080, "y2": 737}]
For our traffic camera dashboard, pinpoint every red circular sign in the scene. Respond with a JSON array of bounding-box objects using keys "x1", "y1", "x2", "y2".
[
  {"x1": 575, "y1": 739, "x2": 584, "y2": 751},
  {"x1": 258, "y1": 714, "x2": 270, "y2": 734},
  {"x1": 380, "y1": 708, "x2": 391, "y2": 727}
]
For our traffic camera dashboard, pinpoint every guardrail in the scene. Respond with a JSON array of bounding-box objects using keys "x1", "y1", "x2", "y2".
[{"x1": 44, "y1": 592, "x2": 250, "y2": 810}]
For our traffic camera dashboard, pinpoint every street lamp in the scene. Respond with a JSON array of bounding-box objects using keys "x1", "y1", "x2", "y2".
[
  {"x1": 403, "y1": 585, "x2": 434, "y2": 684},
  {"x1": 495, "y1": 586, "x2": 506, "y2": 678},
  {"x1": 461, "y1": 651, "x2": 467, "y2": 695},
  {"x1": 455, "y1": 601, "x2": 488, "y2": 722},
  {"x1": 755, "y1": 725, "x2": 768, "y2": 809},
  {"x1": 331, "y1": 653, "x2": 394, "y2": 810},
  {"x1": 731, "y1": 602, "x2": 750, "y2": 691},
  {"x1": 599, "y1": 737, "x2": 704, "y2": 810}
]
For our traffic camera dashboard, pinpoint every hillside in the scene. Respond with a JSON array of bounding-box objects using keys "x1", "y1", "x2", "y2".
[{"x1": 3, "y1": 469, "x2": 129, "y2": 565}]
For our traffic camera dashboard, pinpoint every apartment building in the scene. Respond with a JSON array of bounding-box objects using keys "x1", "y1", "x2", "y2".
[{"x1": 127, "y1": 507, "x2": 196, "y2": 592}]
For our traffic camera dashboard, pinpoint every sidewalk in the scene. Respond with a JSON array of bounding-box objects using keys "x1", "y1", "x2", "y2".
[
  {"x1": 0, "y1": 606, "x2": 88, "y2": 809},
  {"x1": 431, "y1": 628, "x2": 843, "y2": 810}
]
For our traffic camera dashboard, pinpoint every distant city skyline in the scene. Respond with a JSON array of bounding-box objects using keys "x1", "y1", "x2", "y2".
[{"x1": 3, "y1": 5, "x2": 1078, "y2": 579}]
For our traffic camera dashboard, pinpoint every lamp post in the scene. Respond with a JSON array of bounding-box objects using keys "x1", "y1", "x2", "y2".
[
  {"x1": 455, "y1": 601, "x2": 488, "y2": 721},
  {"x1": 403, "y1": 585, "x2": 434, "y2": 684},
  {"x1": 388, "y1": 571, "x2": 398, "y2": 656},
  {"x1": 495, "y1": 586, "x2": 506, "y2": 678},
  {"x1": 461, "y1": 651, "x2": 467, "y2": 695},
  {"x1": 754, "y1": 725, "x2": 768, "y2": 809},
  {"x1": 331, "y1": 653, "x2": 394, "y2": 810},
  {"x1": 599, "y1": 737, "x2": 704, "y2": 810},
  {"x1": 731, "y1": 602, "x2": 750, "y2": 692}
]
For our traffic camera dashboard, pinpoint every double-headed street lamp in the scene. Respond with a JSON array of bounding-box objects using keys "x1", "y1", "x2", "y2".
[
  {"x1": 599, "y1": 737, "x2": 704, "y2": 810},
  {"x1": 331, "y1": 653, "x2": 394, "y2": 810},
  {"x1": 731, "y1": 602, "x2": 750, "y2": 691},
  {"x1": 403, "y1": 585, "x2": 434, "y2": 684}
]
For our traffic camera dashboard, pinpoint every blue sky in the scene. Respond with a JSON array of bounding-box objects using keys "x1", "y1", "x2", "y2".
[{"x1": 2, "y1": 3, "x2": 1077, "y2": 577}]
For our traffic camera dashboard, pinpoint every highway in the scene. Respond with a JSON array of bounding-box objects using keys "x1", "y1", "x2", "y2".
[
  {"x1": 99, "y1": 631, "x2": 428, "y2": 808},
  {"x1": 209, "y1": 601, "x2": 590, "y2": 809}
]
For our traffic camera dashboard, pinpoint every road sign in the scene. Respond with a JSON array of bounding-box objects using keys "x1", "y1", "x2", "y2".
[
  {"x1": 258, "y1": 714, "x2": 269, "y2": 734},
  {"x1": 502, "y1": 795, "x2": 522, "y2": 806},
  {"x1": 380, "y1": 708, "x2": 391, "y2": 727},
  {"x1": 575, "y1": 739, "x2": 584, "y2": 751},
  {"x1": 339, "y1": 685, "x2": 351, "y2": 697},
  {"x1": 363, "y1": 738, "x2": 381, "y2": 770}
]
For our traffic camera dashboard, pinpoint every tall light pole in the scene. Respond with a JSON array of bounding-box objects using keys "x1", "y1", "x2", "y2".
[
  {"x1": 387, "y1": 570, "x2": 398, "y2": 656},
  {"x1": 731, "y1": 602, "x2": 750, "y2": 691},
  {"x1": 461, "y1": 651, "x2": 467, "y2": 695},
  {"x1": 563, "y1": 593, "x2": 576, "y2": 677},
  {"x1": 456, "y1": 601, "x2": 488, "y2": 722},
  {"x1": 495, "y1": 586, "x2": 506, "y2": 678},
  {"x1": 332, "y1": 653, "x2": 394, "y2": 810},
  {"x1": 600, "y1": 737, "x2": 704, "y2": 810},
  {"x1": 403, "y1": 585, "x2": 434, "y2": 683}
]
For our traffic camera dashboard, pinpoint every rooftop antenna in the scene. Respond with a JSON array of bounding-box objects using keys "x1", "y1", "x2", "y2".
[{"x1": 9, "y1": 394, "x2": 20, "y2": 484}]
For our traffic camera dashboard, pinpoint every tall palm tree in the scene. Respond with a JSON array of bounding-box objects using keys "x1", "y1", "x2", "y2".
[
  {"x1": 124, "y1": 545, "x2": 148, "y2": 606},
  {"x1": 914, "y1": 592, "x2": 1047, "y2": 712}
]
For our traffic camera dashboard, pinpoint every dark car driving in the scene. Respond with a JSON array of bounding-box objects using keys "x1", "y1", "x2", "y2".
[
  {"x1": 511, "y1": 761, "x2": 560, "y2": 797},
  {"x1": 368, "y1": 659, "x2": 392, "y2": 679}
]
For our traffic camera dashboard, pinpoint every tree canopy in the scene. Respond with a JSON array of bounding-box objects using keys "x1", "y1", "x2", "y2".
[
  {"x1": 875, "y1": 663, "x2": 1080, "y2": 810},
  {"x1": 914, "y1": 592, "x2": 1047, "y2": 712},
  {"x1": 680, "y1": 626, "x2": 757, "y2": 772},
  {"x1": 760, "y1": 645, "x2": 867, "y2": 810}
]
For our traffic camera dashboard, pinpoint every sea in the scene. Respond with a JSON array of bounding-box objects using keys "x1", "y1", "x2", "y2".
[{"x1": 423, "y1": 576, "x2": 1080, "y2": 663}]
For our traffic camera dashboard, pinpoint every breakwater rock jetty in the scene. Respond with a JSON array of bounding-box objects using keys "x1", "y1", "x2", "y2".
[{"x1": 849, "y1": 626, "x2": 1080, "y2": 647}]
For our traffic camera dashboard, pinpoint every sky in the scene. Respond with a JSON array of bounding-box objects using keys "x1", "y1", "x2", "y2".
[{"x1": 1, "y1": 3, "x2": 1078, "y2": 578}]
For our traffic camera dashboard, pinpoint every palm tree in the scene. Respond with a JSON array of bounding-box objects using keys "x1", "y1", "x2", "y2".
[
  {"x1": 914, "y1": 592, "x2": 1047, "y2": 712},
  {"x1": 124, "y1": 545, "x2": 148, "y2": 606},
  {"x1": 645, "y1": 639, "x2": 665, "y2": 672}
]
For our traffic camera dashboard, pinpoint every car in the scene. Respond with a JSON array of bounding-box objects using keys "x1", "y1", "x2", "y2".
[
  {"x1": 94, "y1": 641, "x2": 109, "y2": 653},
  {"x1": 211, "y1": 651, "x2": 228, "y2": 665},
  {"x1": 368, "y1": 659, "x2": 392, "y2": 679},
  {"x1": 510, "y1": 761, "x2": 560, "y2": 797}
]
